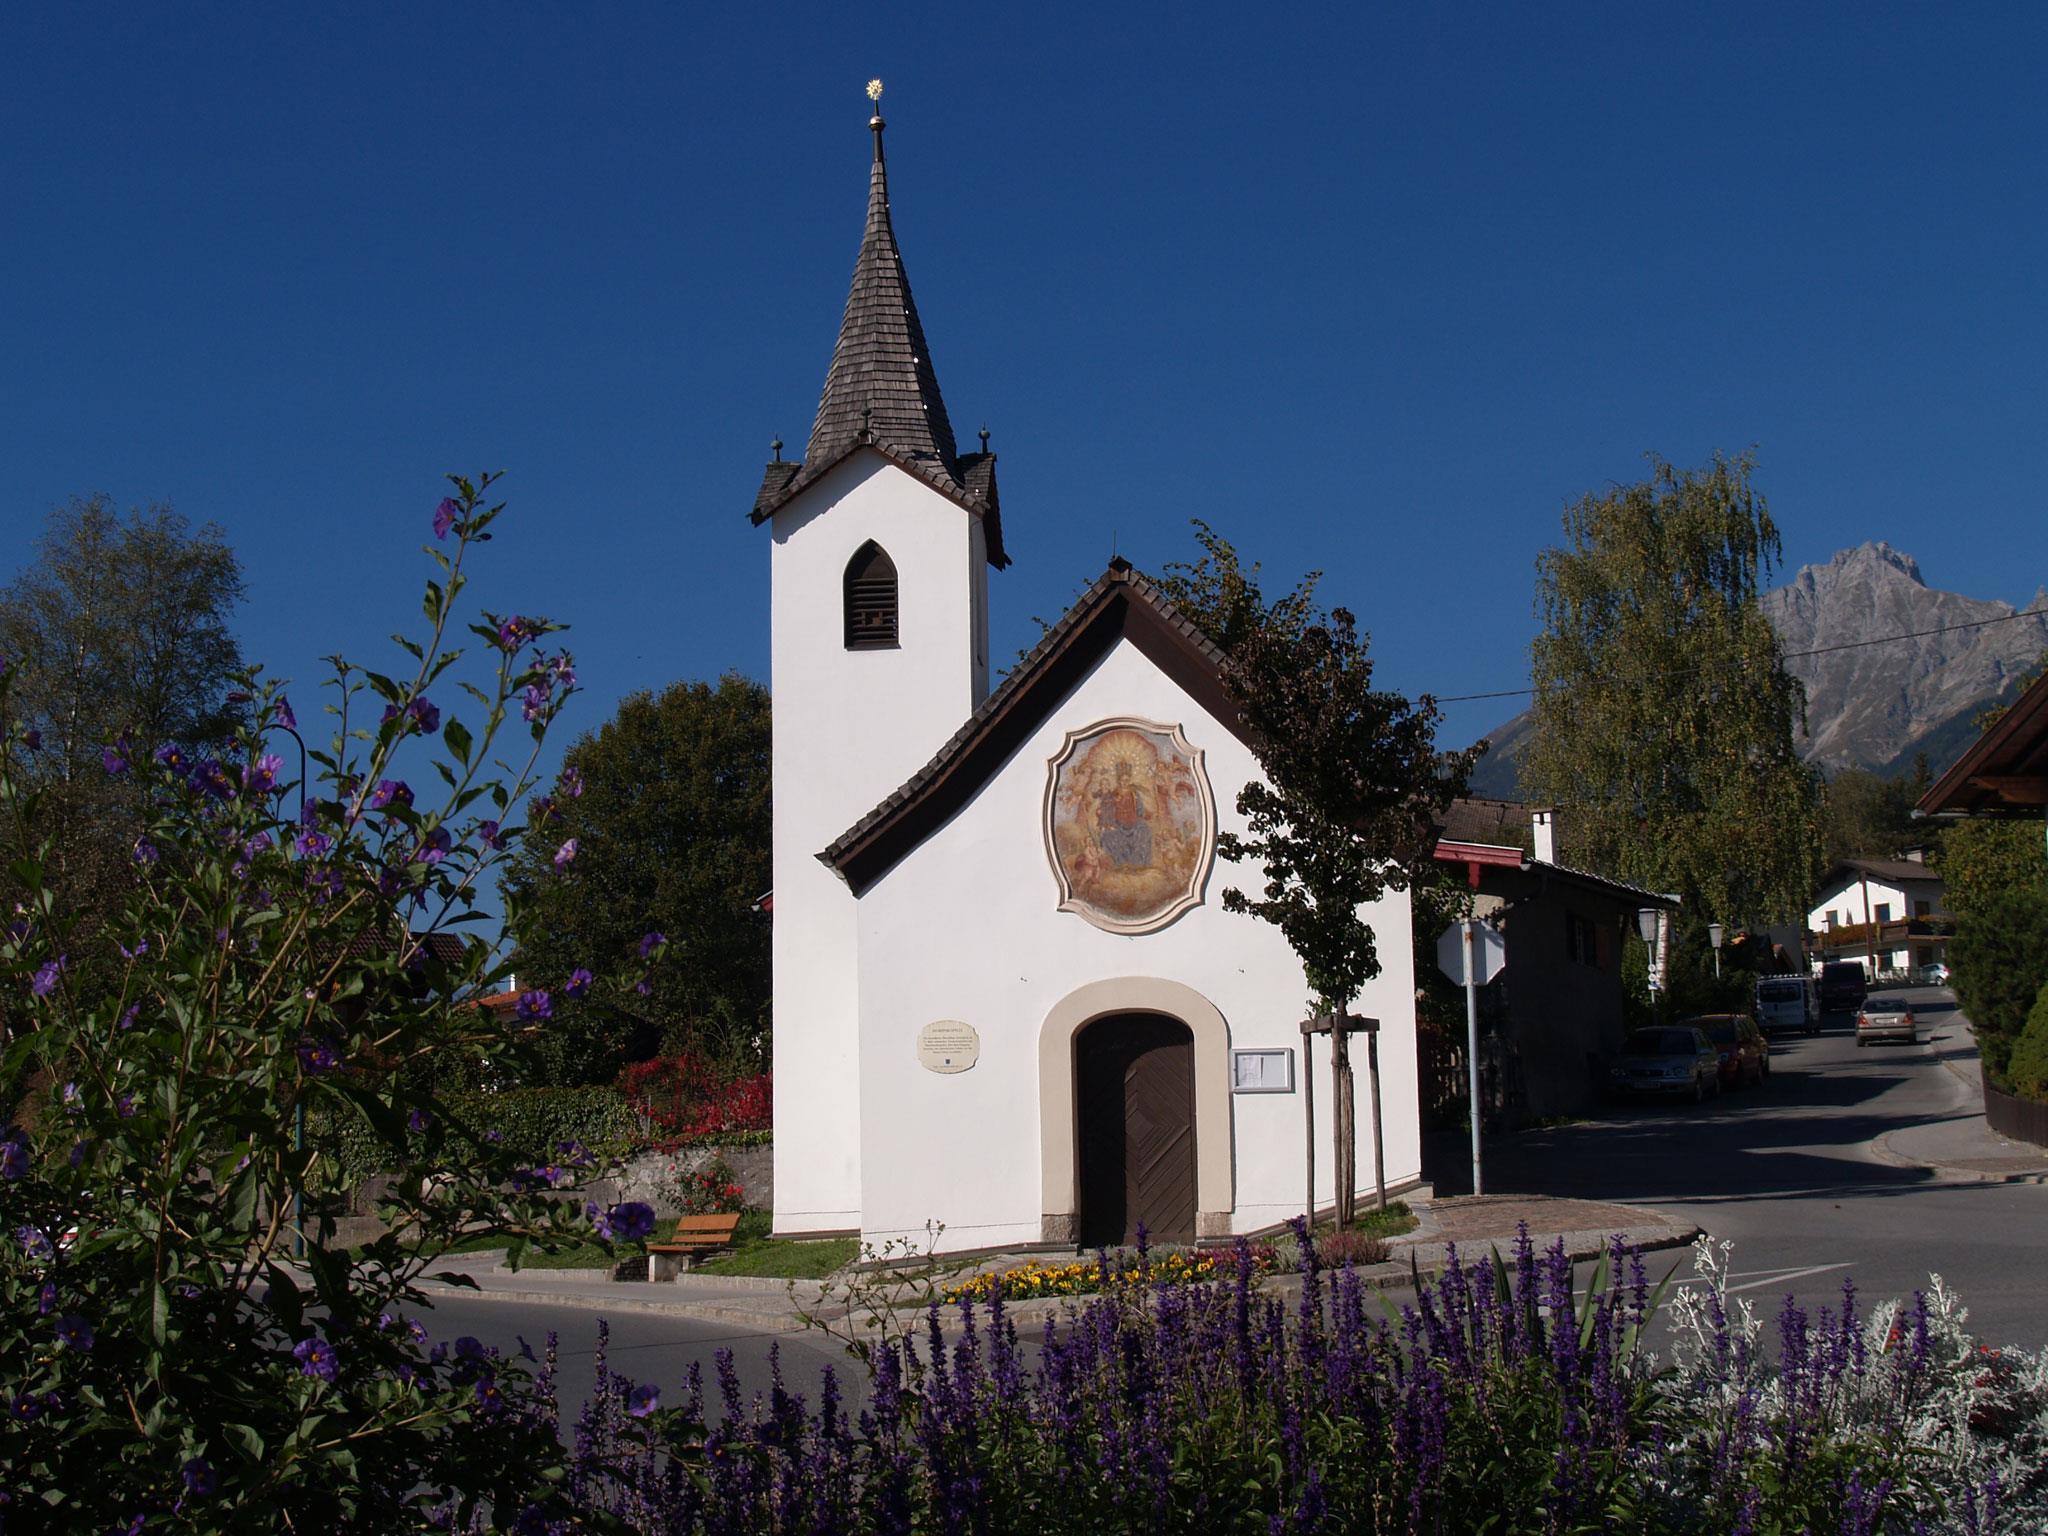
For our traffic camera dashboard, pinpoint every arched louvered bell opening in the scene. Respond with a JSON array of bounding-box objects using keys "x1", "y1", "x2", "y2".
[{"x1": 844, "y1": 541, "x2": 899, "y2": 650}]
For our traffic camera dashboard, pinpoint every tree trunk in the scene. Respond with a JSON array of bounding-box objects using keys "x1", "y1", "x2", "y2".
[{"x1": 1331, "y1": 1026, "x2": 1356, "y2": 1228}]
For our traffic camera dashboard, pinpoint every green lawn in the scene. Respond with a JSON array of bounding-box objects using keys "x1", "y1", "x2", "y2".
[
  {"x1": 690, "y1": 1211, "x2": 858, "y2": 1279},
  {"x1": 1292, "y1": 1201, "x2": 1416, "y2": 1243}
]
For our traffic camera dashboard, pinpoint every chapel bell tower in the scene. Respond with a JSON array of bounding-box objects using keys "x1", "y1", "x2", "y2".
[{"x1": 749, "y1": 83, "x2": 1009, "y2": 1236}]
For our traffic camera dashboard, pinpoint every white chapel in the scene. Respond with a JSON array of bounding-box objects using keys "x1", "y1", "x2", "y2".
[{"x1": 755, "y1": 94, "x2": 1425, "y2": 1254}]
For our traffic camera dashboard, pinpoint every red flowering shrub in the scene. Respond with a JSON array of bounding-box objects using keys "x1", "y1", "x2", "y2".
[
  {"x1": 618, "y1": 1055, "x2": 770, "y2": 1139},
  {"x1": 658, "y1": 1156, "x2": 749, "y2": 1216}
]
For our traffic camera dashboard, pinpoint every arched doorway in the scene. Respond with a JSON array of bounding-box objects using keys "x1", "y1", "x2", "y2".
[{"x1": 1075, "y1": 1013, "x2": 1197, "y2": 1247}]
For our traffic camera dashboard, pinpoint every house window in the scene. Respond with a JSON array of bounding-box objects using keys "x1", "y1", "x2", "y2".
[
  {"x1": 843, "y1": 542, "x2": 899, "y2": 650},
  {"x1": 1914, "y1": 900, "x2": 1930, "y2": 918},
  {"x1": 1873, "y1": 902, "x2": 1892, "y2": 924},
  {"x1": 1565, "y1": 912, "x2": 1598, "y2": 966}
]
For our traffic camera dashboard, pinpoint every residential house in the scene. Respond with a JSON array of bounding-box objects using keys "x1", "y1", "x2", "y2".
[
  {"x1": 1806, "y1": 857, "x2": 1949, "y2": 979},
  {"x1": 1433, "y1": 802, "x2": 1678, "y2": 1123}
]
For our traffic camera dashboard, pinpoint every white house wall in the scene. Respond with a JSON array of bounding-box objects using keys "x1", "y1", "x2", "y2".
[
  {"x1": 1806, "y1": 876, "x2": 1942, "y2": 933},
  {"x1": 851, "y1": 638, "x2": 1421, "y2": 1254},
  {"x1": 769, "y1": 453, "x2": 991, "y2": 1235}
]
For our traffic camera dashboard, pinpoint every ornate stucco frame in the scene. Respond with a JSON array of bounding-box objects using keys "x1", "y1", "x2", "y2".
[{"x1": 1042, "y1": 716, "x2": 1216, "y2": 935}]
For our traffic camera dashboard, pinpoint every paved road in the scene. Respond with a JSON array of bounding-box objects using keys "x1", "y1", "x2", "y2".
[
  {"x1": 1447, "y1": 986, "x2": 2047, "y2": 1348},
  {"x1": 399, "y1": 1292, "x2": 860, "y2": 1424}
]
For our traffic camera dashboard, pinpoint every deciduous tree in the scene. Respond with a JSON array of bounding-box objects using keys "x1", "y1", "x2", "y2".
[
  {"x1": 1521, "y1": 453, "x2": 1822, "y2": 942},
  {"x1": 500, "y1": 675, "x2": 771, "y2": 1086},
  {"x1": 1156, "y1": 524, "x2": 1475, "y2": 1225}
]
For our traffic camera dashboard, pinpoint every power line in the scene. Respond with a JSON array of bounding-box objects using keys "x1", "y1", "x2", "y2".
[{"x1": 1432, "y1": 604, "x2": 2048, "y2": 707}]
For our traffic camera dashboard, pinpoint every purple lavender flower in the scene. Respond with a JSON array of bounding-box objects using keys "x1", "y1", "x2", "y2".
[
  {"x1": 551, "y1": 653, "x2": 577, "y2": 689},
  {"x1": 557, "y1": 1139, "x2": 592, "y2": 1168},
  {"x1": 181, "y1": 1457, "x2": 217, "y2": 1497},
  {"x1": 477, "y1": 819, "x2": 504, "y2": 850},
  {"x1": 101, "y1": 734, "x2": 132, "y2": 775},
  {"x1": 117, "y1": 1003, "x2": 140, "y2": 1031},
  {"x1": 637, "y1": 931, "x2": 666, "y2": 959},
  {"x1": 297, "y1": 1038, "x2": 341, "y2": 1075},
  {"x1": 295, "y1": 828, "x2": 334, "y2": 859},
  {"x1": 117, "y1": 938, "x2": 148, "y2": 961},
  {"x1": 409, "y1": 696, "x2": 441, "y2": 733},
  {"x1": 293, "y1": 1335, "x2": 337, "y2": 1382},
  {"x1": 368, "y1": 779, "x2": 413, "y2": 812},
  {"x1": 563, "y1": 968, "x2": 593, "y2": 1000},
  {"x1": 495, "y1": 615, "x2": 539, "y2": 651},
  {"x1": 434, "y1": 497, "x2": 459, "y2": 540},
  {"x1": 153, "y1": 743, "x2": 187, "y2": 774},
  {"x1": 272, "y1": 695, "x2": 296, "y2": 730},
  {"x1": 18, "y1": 1226, "x2": 54, "y2": 1263},
  {"x1": 38, "y1": 1282, "x2": 56, "y2": 1315},
  {"x1": 407, "y1": 1108, "x2": 431, "y2": 1132},
  {"x1": 593, "y1": 1202, "x2": 657, "y2": 1242},
  {"x1": 54, "y1": 1314, "x2": 94, "y2": 1352},
  {"x1": 305, "y1": 866, "x2": 343, "y2": 903},
  {"x1": 21, "y1": 728, "x2": 40, "y2": 750},
  {"x1": 514, "y1": 990, "x2": 552, "y2": 1022},
  {"x1": 413, "y1": 826, "x2": 453, "y2": 865},
  {"x1": 30, "y1": 958, "x2": 64, "y2": 997},
  {"x1": 552, "y1": 838, "x2": 578, "y2": 872},
  {"x1": 10, "y1": 1393, "x2": 42, "y2": 1422},
  {"x1": 528, "y1": 794, "x2": 556, "y2": 827},
  {"x1": 559, "y1": 765, "x2": 583, "y2": 799},
  {"x1": 243, "y1": 754, "x2": 283, "y2": 796},
  {"x1": 116, "y1": 1093, "x2": 136, "y2": 1119},
  {"x1": 627, "y1": 1383, "x2": 660, "y2": 1417},
  {"x1": 521, "y1": 682, "x2": 549, "y2": 723},
  {"x1": 190, "y1": 757, "x2": 237, "y2": 800}
]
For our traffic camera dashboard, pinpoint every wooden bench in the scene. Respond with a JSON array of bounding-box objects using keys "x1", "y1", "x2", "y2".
[{"x1": 646, "y1": 1213, "x2": 744, "y2": 1281}]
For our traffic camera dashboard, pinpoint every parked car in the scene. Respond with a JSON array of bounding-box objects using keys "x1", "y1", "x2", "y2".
[
  {"x1": 1918, "y1": 961, "x2": 1952, "y2": 986},
  {"x1": 1607, "y1": 1027, "x2": 1722, "y2": 1102},
  {"x1": 1856, "y1": 995, "x2": 1922, "y2": 1047},
  {"x1": 1755, "y1": 974, "x2": 1820, "y2": 1036},
  {"x1": 1682, "y1": 1013, "x2": 1771, "y2": 1088},
  {"x1": 1819, "y1": 960, "x2": 1869, "y2": 1014}
]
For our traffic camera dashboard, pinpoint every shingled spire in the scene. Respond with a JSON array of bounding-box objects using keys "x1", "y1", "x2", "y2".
[
  {"x1": 751, "y1": 84, "x2": 1008, "y2": 568},
  {"x1": 805, "y1": 88, "x2": 960, "y2": 474}
]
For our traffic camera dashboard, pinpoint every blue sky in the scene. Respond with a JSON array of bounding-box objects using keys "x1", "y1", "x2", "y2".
[{"x1": 5, "y1": 3, "x2": 2045, "y2": 768}]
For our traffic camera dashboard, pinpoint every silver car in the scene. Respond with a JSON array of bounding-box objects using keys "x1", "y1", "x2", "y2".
[
  {"x1": 1608, "y1": 1026, "x2": 1721, "y2": 1101},
  {"x1": 1856, "y1": 995, "x2": 1921, "y2": 1047}
]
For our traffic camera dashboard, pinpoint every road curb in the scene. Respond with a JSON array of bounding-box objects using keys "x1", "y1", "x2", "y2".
[
  {"x1": 1867, "y1": 1128, "x2": 2048, "y2": 1186},
  {"x1": 424, "y1": 1283, "x2": 819, "y2": 1330}
]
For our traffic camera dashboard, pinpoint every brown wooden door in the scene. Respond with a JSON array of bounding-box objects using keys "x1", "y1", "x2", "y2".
[{"x1": 1075, "y1": 1013, "x2": 1196, "y2": 1248}]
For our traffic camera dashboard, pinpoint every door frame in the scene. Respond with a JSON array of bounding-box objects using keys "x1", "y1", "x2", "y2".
[{"x1": 1038, "y1": 977, "x2": 1233, "y2": 1243}]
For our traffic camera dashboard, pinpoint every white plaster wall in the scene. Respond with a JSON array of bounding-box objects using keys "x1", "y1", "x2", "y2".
[
  {"x1": 854, "y1": 639, "x2": 1421, "y2": 1253},
  {"x1": 770, "y1": 453, "x2": 991, "y2": 1233},
  {"x1": 1807, "y1": 875, "x2": 1942, "y2": 932}
]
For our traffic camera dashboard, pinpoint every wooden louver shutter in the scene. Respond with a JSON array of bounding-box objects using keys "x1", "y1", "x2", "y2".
[{"x1": 844, "y1": 542, "x2": 899, "y2": 650}]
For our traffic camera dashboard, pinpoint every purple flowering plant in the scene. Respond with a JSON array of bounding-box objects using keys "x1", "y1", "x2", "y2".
[{"x1": 0, "y1": 475, "x2": 643, "y2": 1527}]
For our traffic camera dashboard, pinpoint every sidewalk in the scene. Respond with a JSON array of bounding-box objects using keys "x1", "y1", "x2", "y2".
[
  {"x1": 408, "y1": 1189, "x2": 1702, "y2": 1330},
  {"x1": 1867, "y1": 1013, "x2": 2048, "y2": 1186}
]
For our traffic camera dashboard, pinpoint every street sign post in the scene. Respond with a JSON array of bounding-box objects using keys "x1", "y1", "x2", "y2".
[{"x1": 1436, "y1": 921, "x2": 1505, "y2": 1196}]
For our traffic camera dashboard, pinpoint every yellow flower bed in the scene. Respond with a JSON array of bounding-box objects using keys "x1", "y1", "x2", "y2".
[{"x1": 943, "y1": 1245, "x2": 1279, "y2": 1305}]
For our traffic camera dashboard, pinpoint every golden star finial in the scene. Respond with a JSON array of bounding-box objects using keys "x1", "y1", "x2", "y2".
[{"x1": 866, "y1": 78, "x2": 884, "y2": 103}]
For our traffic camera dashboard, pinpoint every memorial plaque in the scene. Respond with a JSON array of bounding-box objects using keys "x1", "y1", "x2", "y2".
[{"x1": 916, "y1": 1019, "x2": 980, "y2": 1074}]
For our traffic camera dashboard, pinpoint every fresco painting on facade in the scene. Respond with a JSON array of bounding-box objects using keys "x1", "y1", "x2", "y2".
[{"x1": 1045, "y1": 719, "x2": 1215, "y2": 933}]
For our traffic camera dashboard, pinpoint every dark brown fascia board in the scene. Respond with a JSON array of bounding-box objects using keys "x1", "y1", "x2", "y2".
[
  {"x1": 1920, "y1": 673, "x2": 2048, "y2": 815},
  {"x1": 746, "y1": 439, "x2": 1009, "y2": 568},
  {"x1": 824, "y1": 583, "x2": 1249, "y2": 896}
]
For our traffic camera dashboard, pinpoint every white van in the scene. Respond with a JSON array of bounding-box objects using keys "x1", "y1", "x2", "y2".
[{"x1": 1755, "y1": 974, "x2": 1819, "y2": 1037}]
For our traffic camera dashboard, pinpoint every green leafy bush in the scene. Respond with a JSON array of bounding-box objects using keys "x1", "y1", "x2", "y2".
[
  {"x1": 2004, "y1": 980, "x2": 2048, "y2": 1102},
  {"x1": 0, "y1": 477, "x2": 664, "y2": 1528},
  {"x1": 1948, "y1": 884, "x2": 2048, "y2": 1079}
]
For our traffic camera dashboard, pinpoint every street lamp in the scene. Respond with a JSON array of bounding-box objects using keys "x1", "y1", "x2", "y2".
[
  {"x1": 1636, "y1": 908, "x2": 1663, "y2": 1014},
  {"x1": 1708, "y1": 921, "x2": 1725, "y2": 979}
]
